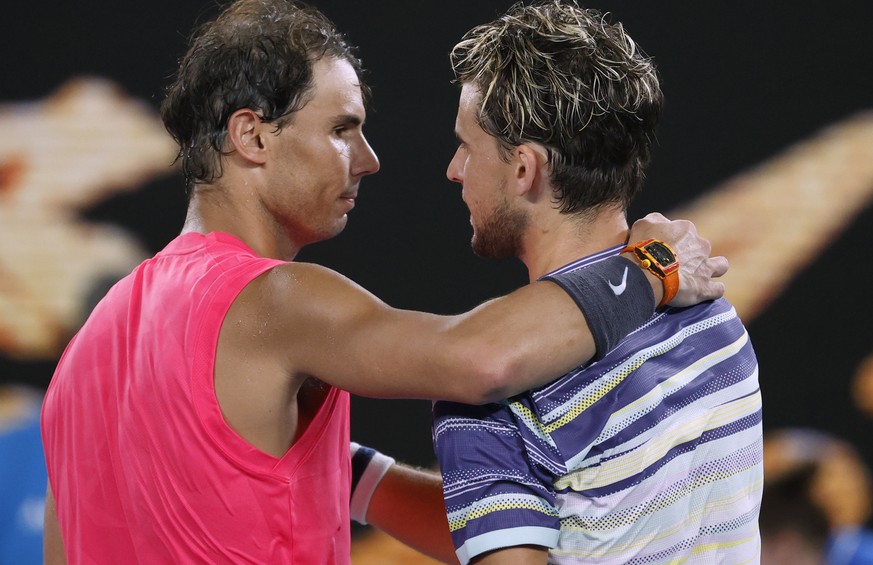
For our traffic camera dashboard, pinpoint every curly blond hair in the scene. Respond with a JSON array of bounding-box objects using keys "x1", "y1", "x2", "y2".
[{"x1": 452, "y1": 0, "x2": 662, "y2": 214}]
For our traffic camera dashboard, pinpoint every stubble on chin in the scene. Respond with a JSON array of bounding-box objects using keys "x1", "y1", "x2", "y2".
[{"x1": 471, "y1": 199, "x2": 528, "y2": 260}]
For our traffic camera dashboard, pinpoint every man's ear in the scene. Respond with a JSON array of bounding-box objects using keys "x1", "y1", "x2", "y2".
[
  {"x1": 226, "y1": 108, "x2": 268, "y2": 165},
  {"x1": 513, "y1": 143, "x2": 549, "y2": 200}
]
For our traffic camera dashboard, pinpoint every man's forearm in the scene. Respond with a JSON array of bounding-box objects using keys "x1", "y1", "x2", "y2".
[{"x1": 365, "y1": 463, "x2": 458, "y2": 564}]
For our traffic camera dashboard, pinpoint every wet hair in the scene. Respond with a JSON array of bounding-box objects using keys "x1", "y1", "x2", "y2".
[
  {"x1": 160, "y1": 0, "x2": 367, "y2": 188},
  {"x1": 451, "y1": 0, "x2": 663, "y2": 214}
]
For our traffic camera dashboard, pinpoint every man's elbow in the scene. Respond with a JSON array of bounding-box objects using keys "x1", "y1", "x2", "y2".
[{"x1": 447, "y1": 347, "x2": 521, "y2": 405}]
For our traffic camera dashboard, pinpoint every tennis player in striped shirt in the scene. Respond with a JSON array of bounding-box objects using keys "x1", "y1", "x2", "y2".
[{"x1": 432, "y1": 2, "x2": 762, "y2": 563}]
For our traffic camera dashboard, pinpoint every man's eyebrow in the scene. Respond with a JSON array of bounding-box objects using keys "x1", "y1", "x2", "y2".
[{"x1": 332, "y1": 114, "x2": 363, "y2": 127}]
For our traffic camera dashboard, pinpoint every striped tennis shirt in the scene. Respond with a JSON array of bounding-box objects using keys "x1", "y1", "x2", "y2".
[{"x1": 433, "y1": 245, "x2": 762, "y2": 564}]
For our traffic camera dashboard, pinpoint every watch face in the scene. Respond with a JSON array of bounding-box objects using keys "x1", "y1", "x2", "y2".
[{"x1": 644, "y1": 241, "x2": 676, "y2": 265}]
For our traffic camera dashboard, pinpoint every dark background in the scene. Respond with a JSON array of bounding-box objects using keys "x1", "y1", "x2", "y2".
[{"x1": 2, "y1": 0, "x2": 872, "y2": 491}]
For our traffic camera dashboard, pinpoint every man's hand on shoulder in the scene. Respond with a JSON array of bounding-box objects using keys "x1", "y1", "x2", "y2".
[{"x1": 628, "y1": 212, "x2": 729, "y2": 307}]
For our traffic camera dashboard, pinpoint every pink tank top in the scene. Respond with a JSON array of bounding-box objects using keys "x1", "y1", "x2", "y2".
[{"x1": 42, "y1": 232, "x2": 351, "y2": 564}]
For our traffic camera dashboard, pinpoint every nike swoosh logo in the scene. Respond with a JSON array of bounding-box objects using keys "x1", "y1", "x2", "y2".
[{"x1": 608, "y1": 266, "x2": 629, "y2": 296}]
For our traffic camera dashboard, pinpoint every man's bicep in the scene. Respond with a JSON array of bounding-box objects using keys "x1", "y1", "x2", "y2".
[{"x1": 262, "y1": 262, "x2": 462, "y2": 398}]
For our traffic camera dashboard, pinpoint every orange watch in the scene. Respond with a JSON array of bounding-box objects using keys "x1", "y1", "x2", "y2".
[{"x1": 621, "y1": 239, "x2": 679, "y2": 307}]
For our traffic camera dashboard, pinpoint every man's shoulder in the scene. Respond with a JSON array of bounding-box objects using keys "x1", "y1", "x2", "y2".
[
  {"x1": 569, "y1": 296, "x2": 752, "y2": 381},
  {"x1": 654, "y1": 296, "x2": 746, "y2": 336}
]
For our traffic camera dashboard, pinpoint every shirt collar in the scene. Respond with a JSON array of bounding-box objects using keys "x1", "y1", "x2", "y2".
[{"x1": 537, "y1": 242, "x2": 627, "y2": 280}]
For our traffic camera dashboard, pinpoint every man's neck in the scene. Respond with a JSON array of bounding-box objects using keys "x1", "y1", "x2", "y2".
[
  {"x1": 181, "y1": 181, "x2": 303, "y2": 261},
  {"x1": 519, "y1": 206, "x2": 629, "y2": 282}
]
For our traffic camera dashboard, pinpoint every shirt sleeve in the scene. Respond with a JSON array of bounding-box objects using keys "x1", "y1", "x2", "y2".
[{"x1": 433, "y1": 399, "x2": 561, "y2": 565}]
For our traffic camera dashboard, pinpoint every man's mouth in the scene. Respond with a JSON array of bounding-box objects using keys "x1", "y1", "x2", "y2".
[{"x1": 340, "y1": 193, "x2": 357, "y2": 209}]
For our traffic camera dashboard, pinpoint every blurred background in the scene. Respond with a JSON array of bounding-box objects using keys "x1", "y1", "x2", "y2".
[{"x1": 1, "y1": 0, "x2": 871, "y2": 562}]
